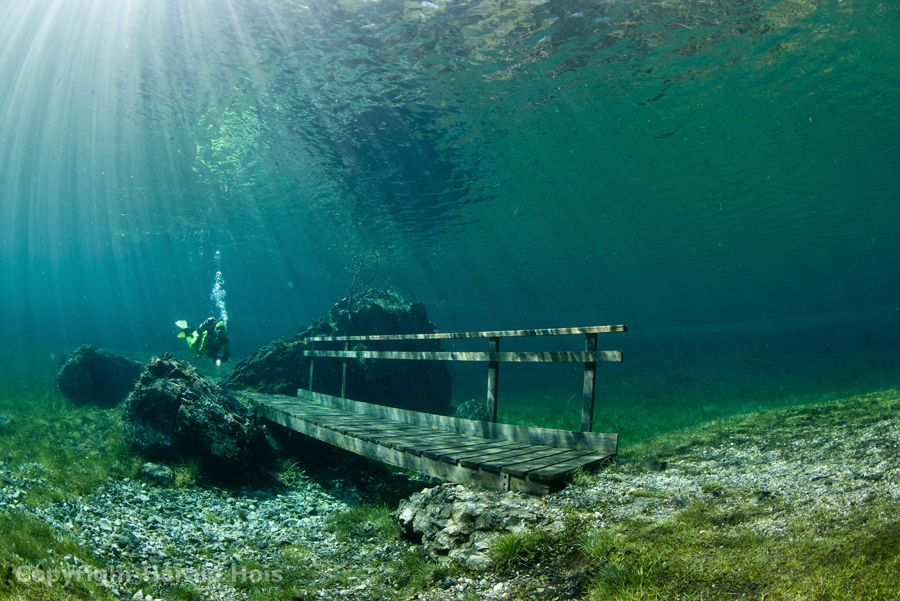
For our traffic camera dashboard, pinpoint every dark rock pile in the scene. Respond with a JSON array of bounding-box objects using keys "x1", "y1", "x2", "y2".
[
  {"x1": 224, "y1": 288, "x2": 451, "y2": 415},
  {"x1": 453, "y1": 399, "x2": 491, "y2": 422},
  {"x1": 56, "y1": 345, "x2": 143, "y2": 407},
  {"x1": 122, "y1": 354, "x2": 263, "y2": 471}
]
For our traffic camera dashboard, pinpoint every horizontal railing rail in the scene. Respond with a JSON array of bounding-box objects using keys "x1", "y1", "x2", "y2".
[
  {"x1": 303, "y1": 350, "x2": 623, "y2": 362},
  {"x1": 305, "y1": 324, "x2": 627, "y2": 341},
  {"x1": 301, "y1": 324, "x2": 627, "y2": 433}
]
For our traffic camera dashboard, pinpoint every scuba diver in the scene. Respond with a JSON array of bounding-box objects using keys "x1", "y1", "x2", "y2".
[{"x1": 176, "y1": 317, "x2": 230, "y2": 363}]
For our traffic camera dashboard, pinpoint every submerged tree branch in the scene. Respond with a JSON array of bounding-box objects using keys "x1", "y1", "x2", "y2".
[{"x1": 347, "y1": 250, "x2": 379, "y2": 322}]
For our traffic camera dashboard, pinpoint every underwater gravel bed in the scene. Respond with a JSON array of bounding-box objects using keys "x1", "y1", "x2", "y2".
[
  {"x1": 564, "y1": 405, "x2": 900, "y2": 534},
  {"x1": 2, "y1": 392, "x2": 899, "y2": 600},
  {"x1": 16, "y1": 477, "x2": 356, "y2": 600}
]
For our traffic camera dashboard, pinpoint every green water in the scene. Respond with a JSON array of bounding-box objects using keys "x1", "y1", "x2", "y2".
[{"x1": 1, "y1": 0, "x2": 899, "y2": 440}]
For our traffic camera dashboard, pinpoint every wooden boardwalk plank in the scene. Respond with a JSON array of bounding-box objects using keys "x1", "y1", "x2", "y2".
[
  {"x1": 432, "y1": 442, "x2": 534, "y2": 466},
  {"x1": 527, "y1": 453, "x2": 616, "y2": 482},
  {"x1": 246, "y1": 392, "x2": 617, "y2": 495},
  {"x1": 422, "y1": 440, "x2": 505, "y2": 461},
  {"x1": 293, "y1": 390, "x2": 617, "y2": 453},
  {"x1": 480, "y1": 448, "x2": 578, "y2": 473},
  {"x1": 332, "y1": 429, "x2": 424, "y2": 447},
  {"x1": 436, "y1": 442, "x2": 528, "y2": 464},
  {"x1": 374, "y1": 434, "x2": 460, "y2": 449},
  {"x1": 327, "y1": 423, "x2": 431, "y2": 438},
  {"x1": 334, "y1": 430, "x2": 458, "y2": 453},
  {"x1": 413, "y1": 438, "x2": 500, "y2": 458},
  {"x1": 356, "y1": 429, "x2": 432, "y2": 444},
  {"x1": 390, "y1": 436, "x2": 486, "y2": 456},
  {"x1": 501, "y1": 450, "x2": 597, "y2": 478},
  {"x1": 457, "y1": 444, "x2": 547, "y2": 468}
]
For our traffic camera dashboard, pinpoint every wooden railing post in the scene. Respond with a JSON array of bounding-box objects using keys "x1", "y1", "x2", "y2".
[
  {"x1": 341, "y1": 341, "x2": 349, "y2": 398},
  {"x1": 486, "y1": 336, "x2": 500, "y2": 422},
  {"x1": 308, "y1": 341, "x2": 315, "y2": 391},
  {"x1": 581, "y1": 333, "x2": 597, "y2": 432}
]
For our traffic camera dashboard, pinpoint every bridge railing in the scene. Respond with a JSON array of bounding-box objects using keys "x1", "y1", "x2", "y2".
[{"x1": 301, "y1": 324, "x2": 626, "y2": 433}]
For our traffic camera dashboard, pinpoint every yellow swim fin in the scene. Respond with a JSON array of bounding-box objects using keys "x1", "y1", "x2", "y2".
[{"x1": 175, "y1": 320, "x2": 189, "y2": 338}]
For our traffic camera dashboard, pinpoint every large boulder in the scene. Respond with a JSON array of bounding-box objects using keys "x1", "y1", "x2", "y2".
[
  {"x1": 223, "y1": 288, "x2": 452, "y2": 415},
  {"x1": 56, "y1": 345, "x2": 143, "y2": 408},
  {"x1": 123, "y1": 354, "x2": 263, "y2": 470}
]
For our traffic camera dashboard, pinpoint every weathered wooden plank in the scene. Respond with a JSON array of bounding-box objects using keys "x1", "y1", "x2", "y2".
[
  {"x1": 582, "y1": 333, "x2": 597, "y2": 433},
  {"x1": 315, "y1": 415, "x2": 414, "y2": 429},
  {"x1": 400, "y1": 441, "x2": 486, "y2": 455},
  {"x1": 500, "y1": 450, "x2": 597, "y2": 478},
  {"x1": 303, "y1": 350, "x2": 623, "y2": 363},
  {"x1": 348, "y1": 426, "x2": 428, "y2": 443},
  {"x1": 447, "y1": 442, "x2": 535, "y2": 464},
  {"x1": 487, "y1": 337, "x2": 499, "y2": 422},
  {"x1": 372, "y1": 432, "x2": 465, "y2": 449},
  {"x1": 306, "y1": 324, "x2": 628, "y2": 341},
  {"x1": 329, "y1": 425, "x2": 459, "y2": 447},
  {"x1": 458, "y1": 445, "x2": 556, "y2": 469},
  {"x1": 254, "y1": 401, "x2": 553, "y2": 494},
  {"x1": 526, "y1": 453, "x2": 616, "y2": 482},
  {"x1": 336, "y1": 429, "x2": 466, "y2": 453},
  {"x1": 246, "y1": 391, "x2": 615, "y2": 495},
  {"x1": 480, "y1": 448, "x2": 578, "y2": 474},
  {"x1": 421, "y1": 440, "x2": 505, "y2": 461},
  {"x1": 293, "y1": 390, "x2": 618, "y2": 453},
  {"x1": 418, "y1": 439, "x2": 505, "y2": 460},
  {"x1": 341, "y1": 340, "x2": 349, "y2": 399},
  {"x1": 327, "y1": 426, "x2": 429, "y2": 444}
]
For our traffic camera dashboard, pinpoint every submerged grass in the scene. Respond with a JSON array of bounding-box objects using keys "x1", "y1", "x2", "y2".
[
  {"x1": 0, "y1": 391, "x2": 141, "y2": 505},
  {"x1": 0, "y1": 508, "x2": 111, "y2": 600},
  {"x1": 491, "y1": 389, "x2": 900, "y2": 600},
  {"x1": 0, "y1": 373, "x2": 138, "y2": 600},
  {"x1": 326, "y1": 503, "x2": 400, "y2": 542},
  {"x1": 573, "y1": 500, "x2": 900, "y2": 601},
  {"x1": 0, "y1": 353, "x2": 898, "y2": 599}
]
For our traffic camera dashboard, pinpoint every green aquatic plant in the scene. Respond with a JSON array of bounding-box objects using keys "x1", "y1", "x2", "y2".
[
  {"x1": 326, "y1": 503, "x2": 399, "y2": 542},
  {"x1": 379, "y1": 547, "x2": 448, "y2": 593},
  {"x1": 0, "y1": 510, "x2": 110, "y2": 600},
  {"x1": 568, "y1": 465, "x2": 594, "y2": 487},
  {"x1": 0, "y1": 392, "x2": 140, "y2": 505},
  {"x1": 573, "y1": 499, "x2": 900, "y2": 601},
  {"x1": 164, "y1": 583, "x2": 204, "y2": 601},
  {"x1": 174, "y1": 458, "x2": 201, "y2": 488},
  {"x1": 490, "y1": 529, "x2": 557, "y2": 572}
]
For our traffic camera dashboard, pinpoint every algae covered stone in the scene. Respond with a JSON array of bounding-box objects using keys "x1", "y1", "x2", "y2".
[
  {"x1": 56, "y1": 345, "x2": 143, "y2": 408},
  {"x1": 224, "y1": 288, "x2": 451, "y2": 415},
  {"x1": 123, "y1": 354, "x2": 264, "y2": 471}
]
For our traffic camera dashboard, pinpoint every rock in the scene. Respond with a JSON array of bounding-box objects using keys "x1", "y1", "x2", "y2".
[
  {"x1": 466, "y1": 553, "x2": 492, "y2": 571},
  {"x1": 393, "y1": 484, "x2": 548, "y2": 560},
  {"x1": 56, "y1": 345, "x2": 143, "y2": 407},
  {"x1": 122, "y1": 354, "x2": 264, "y2": 471},
  {"x1": 641, "y1": 459, "x2": 668, "y2": 472},
  {"x1": 223, "y1": 288, "x2": 451, "y2": 415},
  {"x1": 139, "y1": 463, "x2": 175, "y2": 487},
  {"x1": 454, "y1": 399, "x2": 491, "y2": 422}
]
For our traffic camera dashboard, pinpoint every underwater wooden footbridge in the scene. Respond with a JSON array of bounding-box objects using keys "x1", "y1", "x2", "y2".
[{"x1": 248, "y1": 324, "x2": 626, "y2": 495}]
